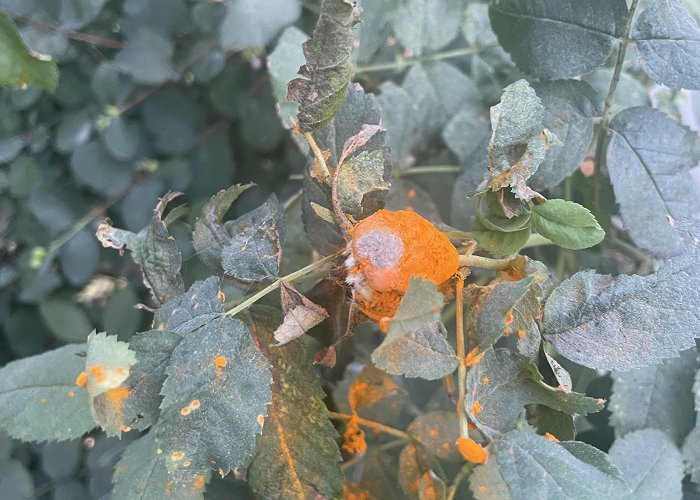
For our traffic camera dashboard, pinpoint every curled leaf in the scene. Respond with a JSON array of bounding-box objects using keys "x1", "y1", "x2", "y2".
[{"x1": 274, "y1": 282, "x2": 329, "y2": 345}]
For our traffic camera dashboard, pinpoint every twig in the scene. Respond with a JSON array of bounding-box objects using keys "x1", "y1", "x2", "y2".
[
  {"x1": 592, "y1": 0, "x2": 640, "y2": 216},
  {"x1": 446, "y1": 462, "x2": 475, "y2": 500},
  {"x1": 303, "y1": 132, "x2": 331, "y2": 180},
  {"x1": 328, "y1": 411, "x2": 411, "y2": 441},
  {"x1": 395, "y1": 165, "x2": 461, "y2": 177},
  {"x1": 455, "y1": 270, "x2": 468, "y2": 439},
  {"x1": 354, "y1": 45, "x2": 499, "y2": 74},
  {"x1": 223, "y1": 251, "x2": 342, "y2": 317},
  {"x1": 4, "y1": 11, "x2": 122, "y2": 48}
]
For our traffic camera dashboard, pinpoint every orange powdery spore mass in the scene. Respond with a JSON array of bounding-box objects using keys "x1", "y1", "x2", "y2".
[
  {"x1": 346, "y1": 209, "x2": 459, "y2": 320},
  {"x1": 75, "y1": 372, "x2": 88, "y2": 388},
  {"x1": 104, "y1": 387, "x2": 130, "y2": 416},
  {"x1": 342, "y1": 417, "x2": 367, "y2": 455},
  {"x1": 456, "y1": 436, "x2": 489, "y2": 464},
  {"x1": 471, "y1": 400, "x2": 483, "y2": 414},
  {"x1": 213, "y1": 356, "x2": 227, "y2": 368},
  {"x1": 544, "y1": 432, "x2": 560, "y2": 443}
]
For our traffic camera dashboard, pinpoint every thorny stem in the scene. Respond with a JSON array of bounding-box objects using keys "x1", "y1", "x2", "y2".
[
  {"x1": 223, "y1": 251, "x2": 342, "y2": 317},
  {"x1": 354, "y1": 45, "x2": 499, "y2": 74},
  {"x1": 446, "y1": 462, "x2": 475, "y2": 500},
  {"x1": 592, "y1": 0, "x2": 640, "y2": 218},
  {"x1": 328, "y1": 412, "x2": 411, "y2": 441},
  {"x1": 455, "y1": 270, "x2": 469, "y2": 439}
]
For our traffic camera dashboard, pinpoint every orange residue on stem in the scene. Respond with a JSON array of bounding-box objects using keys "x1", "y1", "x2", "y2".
[
  {"x1": 456, "y1": 436, "x2": 489, "y2": 464},
  {"x1": 75, "y1": 372, "x2": 88, "y2": 388},
  {"x1": 465, "y1": 347, "x2": 485, "y2": 367},
  {"x1": 347, "y1": 210, "x2": 459, "y2": 320},
  {"x1": 342, "y1": 417, "x2": 367, "y2": 456},
  {"x1": 213, "y1": 356, "x2": 227, "y2": 368}
]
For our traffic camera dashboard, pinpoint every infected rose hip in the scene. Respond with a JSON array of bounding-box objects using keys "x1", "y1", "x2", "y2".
[{"x1": 345, "y1": 209, "x2": 459, "y2": 320}]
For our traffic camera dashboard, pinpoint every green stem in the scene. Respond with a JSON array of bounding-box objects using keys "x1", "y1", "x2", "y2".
[
  {"x1": 446, "y1": 463, "x2": 475, "y2": 500},
  {"x1": 223, "y1": 251, "x2": 342, "y2": 317},
  {"x1": 592, "y1": 0, "x2": 640, "y2": 217},
  {"x1": 395, "y1": 165, "x2": 461, "y2": 177},
  {"x1": 455, "y1": 273, "x2": 468, "y2": 439},
  {"x1": 458, "y1": 254, "x2": 516, "y2": 271},
  {"x1": 354, "y1": 45, "x2": 498, "y2": 74}
]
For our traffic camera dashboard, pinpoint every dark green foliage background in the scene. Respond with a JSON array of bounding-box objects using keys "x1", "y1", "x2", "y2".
[{"x1": 1, "y1": 0, "x2": 700, "y2": 498}]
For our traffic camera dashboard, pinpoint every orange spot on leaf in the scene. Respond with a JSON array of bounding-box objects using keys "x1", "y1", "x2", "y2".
[
  {"x1": 517, "y1": 330, "x2": 526, "y2": 338},
  {"x1": 465, "y1": 348, "x2": 485, "y2": 367},
  {"x1": 471, "y1": 400, "x2": 483, "y2": 414},
  {"x1": 190, "y1": 399, "x2": 201, "y2": 410},
  {"x1": 67, "y1": 391, "x2": 75, "y2": 398},
  {"x1": 75, "y1": 372, "x2": 88, "y2": 388},
  {"x1": 482, "y1": 376, "x2": 490, "y2": 384},
  {"x1": 181, "y1": 406, "x2": 191, "y2": 416},
  {"x1": 170, "y1": 451, "x2": 185, "y2": 461},
  {"x1": 213, "y1": 356, "x2": 227, "y2": 368},
  {"x1": 504, "y1": 309, "x2": 514, "y2": 325}
]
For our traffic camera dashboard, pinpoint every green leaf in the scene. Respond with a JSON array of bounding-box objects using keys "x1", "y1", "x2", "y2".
[
  {"x1": 114, "y1": 27, "x2": 177, "y2": 85},
  {"x1": 476, "y1": 191, "x2": 532, "y2": 233},
  {"x1": 221, "y1": 195, "x2": 285, "y2": 283},
  {"x1": 470, "y1": 431, "x2": 630, "y2": 499},
  {"x1": 464, "y1": 275, "x2": 539, "y2": 353},
  {"x1": 683, "y1": 426, "x2": 700, "y2": 486},
  {"x1": 121, "y1": 330, "x2": 183, "y2": 431},
  {"x1": 0, "y1": 12, "x2": 58, "y2": 92},
  {"x1": 247, "y1": 307, "x2": 343, "y2": 500},
  {"x1": 85, "y1": 332, "x2": 137, "y2": 437},
  {"x1": 377, "y1": 82, "x2": 421, "y2": 167},
  {"x1": 274, "y1": 282, "x2": 329, "y2": 346},
  {"x1": 156, "y1": 317, "x2": 272, "y2": 483},
  {"x1": 287, "y1": 0, "x2": 360, "y2": 131},
  {"x1": 480, "y1": 79, "x2": 554, "y2": 201},
  {"x1": 606, "y1": 106, "x2": 700, "y2": 257},
  {"x1": 220, "y1": 0, "x2": 300, "y2": 50},
  {"x1": 471, "y1": 218, "x2": 531, "y2": 256},
  {"x1": 608, "y1": 429, "x2": 684, "y2": 499},
  {"x1": 267, "y1": 26, "x2": 307, "y2": 128},
  {"x1": 372, "y1": 278, "x2": 458, "y2": 380},
  {"x1": 142, "y1": 89, "x2": 204, "y2": 155},
  {"x1": 633, "y1": 0, "x2": 700, "y2": 90},
  {"x1": 112, "y1": 432, "x2": 203, "y2": 500},
  {"x1": 398, "y1": 442, "x2": 447, "y2": 499},
  {"x1": 103, "y1": 286, "x2": 142, "y2": 341},
  {"x1": 609, "y1": 349, "x2": 697, "y2": 444},
  {"x1": 466, "y1": 348, "x2": 604, "y2": 435},
  {"x1": 0, "y1": 344, "x2": 95, "y2": 442},
  {"x1": 70, "y1": 140, "x2": 134, "y2": 197},
  {"x1": 488, "y1": 0, "x2": 628, "y2": 79},
  {"x1": 39, "y1": 296, "x2": 93, "y2": 343},
  {"x1": 0, "y1": 459, "x2": 34, "y2": 499},
  {"x1": 100, "y1": 117, "x2": 139, "y2": 161},
  {"x1": 153, "y1": 277, "x2": 224, "y2": 334},
  {"x1": 389, "y1": 0, "x2": 467, "y2": 56},
  {"x1": 408, "y1": 411, "x2": 461, "y2": 462},
  {"x1": 529, "y1": 80, "x2": 601, "y2": 190},
  {"x1": 532, "y1": 199, "x2": 604, "y2": 250},
  {"x1": 543, "y1": 231, "x2": 700, "y2": 371},
  {"x1": 401, "y1": 62, "x2": 482, "y2": 151},
  {"x1": 191, "y1": 184, "x2": 253, "y2": 275},
  {"x1": 443, "y1": 109, "x2": 491, "y2": 163},
  {"x1": 97, "y1": 192, "x2": 185, "y2": 305},
  {"x1": 354, "y1": 0, "x2": 393, "y2": 63},
  {"x1": 59, "y1": 229, "x2": 100, "y2": 287}
]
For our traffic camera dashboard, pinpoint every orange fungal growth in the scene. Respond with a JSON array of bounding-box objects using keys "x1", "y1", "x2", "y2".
[
  {"x1": 181, "y1": 406, "x2": 191, "y2": 416},
  {"x1": 456, "y1": 436, "x2": 489, "y2": 464},
  {"x1": 544, "y1": 432, "x2": 560, "y2": 443},
  {"x1": 346, "y1": 209, "x2": 459, "y2": 320},
  {"x1": 170, "y1": 451, "x2": 185, "y2": 461},
  {"x1": 465, "y1": 347, "x2": 485, "y2": 367},
  {"x1": 213, "y1": 356, "x2": 227, "y2": 368},
  {"x1": 190, "y1": 399, "x2": 201, "y2": 410},
  {"x1": 75, "y1": 372, "x2": 88, "y2": 388},
  {"x1": 471, "y1": 400, "x2": 483, "y2": 415}
]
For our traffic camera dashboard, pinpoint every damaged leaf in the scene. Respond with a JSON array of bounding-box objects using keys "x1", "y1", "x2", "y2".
[{"x1": 274, "y1": 282, "x2": 329, "y2": 345}]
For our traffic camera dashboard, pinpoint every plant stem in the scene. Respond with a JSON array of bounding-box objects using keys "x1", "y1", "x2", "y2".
[
  {"x1": 446, "y1": 463, "x2": 475, "y2": 500},
  {"x1": 458, "y1": 254, "x2": 516, "y2": 271},
  {"x1": 395, "y1": 165, "x2": 461, "y2": 177},
  {"x1": 328, "y1": 411, "x2": 411, "y2": 441},
  {"x1": 223, "y1": 251, "x2": 342, "y2": 317},
  {"x1": 354, "y1": 45, "x2": 499, "y2": 74},
  {"x1": 303, "y1": 131, "x2": 331, "y2": 180},
  {"x1": 592, "y1": 0, "x2": 640, "y2": 216},
  {"x1": 455, "y1": 271, "x2": 469, "y2": 439}
]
